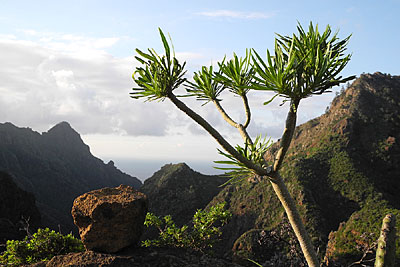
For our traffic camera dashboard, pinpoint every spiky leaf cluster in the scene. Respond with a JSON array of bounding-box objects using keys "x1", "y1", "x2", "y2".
[
  {"x1": 215, "y1": 49, "x2": 255, "y2": 96},
  {"x1": 252, "y1": 22, "x2": 355, "y2": 103},
  {"x1": 131, "y1": 28, "x2": 186, "y2": 101},
  {"x1": 185, "y1": 65, "x2": 225, "y2": 104},
  {"x1": 215, "y1": 135, "x2": 272, "y2": 184}
]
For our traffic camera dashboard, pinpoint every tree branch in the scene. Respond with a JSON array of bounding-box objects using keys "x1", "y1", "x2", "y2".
[
  {"x1": 273, "y1": 99, "x2": 299, "y2": 172},
  {"x1": 242, "y1": 94, "x2": 251, "y2": 129},
  {"x1": 237, "y1": 124, "x2": 253, "y2": 145},
  {"x1": 168, "y1": 93, "x2": 266, "y2": 175},
  {"x1": 212, "y1": 99, "x2": 253, "y2": 145},
  {"x1": 212, "y1": 99, "x2": 237, "y2": 128}
]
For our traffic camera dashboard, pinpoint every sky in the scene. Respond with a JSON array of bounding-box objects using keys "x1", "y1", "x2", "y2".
[{"x1": 0, "y1": 0, "x2": 399, "y2": 180}]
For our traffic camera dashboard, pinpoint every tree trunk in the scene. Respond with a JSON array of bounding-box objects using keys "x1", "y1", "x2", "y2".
[{"x1": 269, "y1": 172, "x2": 320, "y2": 267}]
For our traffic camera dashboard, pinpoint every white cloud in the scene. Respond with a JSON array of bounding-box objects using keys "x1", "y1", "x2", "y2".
[
  {"x1": 16, "y1": 29, "x2": 120, "y2": 60},
  {"x1": 0, "y1": 32, "x2": 172, "y2": 136},
  {"x1": 175, "y1": 52, "x2": 204, "y2": 61},
  {"x1": 0, "y1": 29, "x2": 332, "y2": 157},
  {"x1": 51, "y1": 69, "x2": 76, "y2": 89},
  {"x1": 197, "y1": 10, "x2": 274, "y2": 20}
]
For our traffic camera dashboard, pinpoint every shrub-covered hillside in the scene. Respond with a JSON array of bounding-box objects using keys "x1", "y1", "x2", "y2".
[{"x1": 207, "y1": 72, "x2": 400, "y2": 266}]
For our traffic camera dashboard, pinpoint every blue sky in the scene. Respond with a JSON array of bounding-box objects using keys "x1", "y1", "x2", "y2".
[
  {"x1": 0, "y1": 1, "x2": 399, "y2": 179},
  {"x1": 1, "y1": 0, "x2": 398, "y2": 74}
]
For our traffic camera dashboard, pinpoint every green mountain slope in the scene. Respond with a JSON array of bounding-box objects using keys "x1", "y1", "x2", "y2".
[
  {"x1": 140, "y1": 163, "x2": 228, "y2": 226},
  {"x1": 207, "y1": 72, "x2": 400, "y2": 266}
]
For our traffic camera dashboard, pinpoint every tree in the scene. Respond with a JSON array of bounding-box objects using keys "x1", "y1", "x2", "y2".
[{"x1": 131, "y1": 22, "x2": 354, "y2": 267}]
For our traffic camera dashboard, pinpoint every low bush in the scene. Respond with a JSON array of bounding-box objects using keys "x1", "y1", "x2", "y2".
[
  {"x1": 142, "y1": 202, "x2": 231, "y2": 252},
  {"x1": 0, "y1": 228, "x2": 84, "y2": 266}
]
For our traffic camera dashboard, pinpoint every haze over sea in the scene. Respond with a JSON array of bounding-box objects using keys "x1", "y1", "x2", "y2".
[{"x1": 107, "y1": 158, "x2": 225, "y2": 182}]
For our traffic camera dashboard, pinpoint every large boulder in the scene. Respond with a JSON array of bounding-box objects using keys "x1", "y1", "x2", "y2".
[{"x1": 71, "y1": 185, "x2": 148, "y2": 253}]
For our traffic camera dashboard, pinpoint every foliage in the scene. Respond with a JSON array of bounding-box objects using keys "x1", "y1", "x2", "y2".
[
  {"x1": 214, "y1": 49, "x2": 255, "y2": 96},
  {"x1": 142, "y1": 202, "x2": 231, "y2": 252},
  {"x1": 0, "y1": 228, "x2": 84, "y2": 266},
  {"x1": 215, "y1": 135, "x2": 272, "y2": 184},
  {"x1": 329, "y1": 203, "x2": 400, "y2": 264},
  {"x1": 131, "y1": 28, "x2": 186, "y2": 101},
  {"x1": 186, "y1": 65, "x2": 225, "y2": 103},
  {"x1": 252, "y1": 22, "x2": 355, "y2": 103}
]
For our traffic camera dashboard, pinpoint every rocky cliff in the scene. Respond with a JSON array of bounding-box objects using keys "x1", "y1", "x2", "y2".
[
  {"x1": 0, "y1": 122, "x2": 142, "y2": 233},
  {"x1": 0, "y1": 171, "x2": 41, "y2": 249},
  {"x1": 206, "y1": 72, "x2": 400, "y2": 265}
]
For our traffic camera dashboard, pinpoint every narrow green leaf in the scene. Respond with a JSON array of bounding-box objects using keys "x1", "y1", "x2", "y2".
[{"x1": 158, "y1": 28, "x2": 171, "y2": 62}]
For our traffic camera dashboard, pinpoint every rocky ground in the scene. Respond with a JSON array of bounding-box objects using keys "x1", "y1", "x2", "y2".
[{"x1": 30, "y1": 247, "x2": 245, "y2": 267}]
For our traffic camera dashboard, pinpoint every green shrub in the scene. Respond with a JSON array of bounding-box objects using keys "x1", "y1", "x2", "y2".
[
  {"x1": 0, "y1": 228, "x2": 84, "y2": 265},
  {"x1": 142, "y1": 202, "x2": 231, "y2": 252}
]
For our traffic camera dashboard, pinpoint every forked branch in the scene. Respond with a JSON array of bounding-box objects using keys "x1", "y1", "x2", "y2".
[
  {"x1": 212, "y1": 99, "x2": 253, "y2": 145},
  {"x1": 168, "y1": 93, "x2": 267, "y2": 175}
]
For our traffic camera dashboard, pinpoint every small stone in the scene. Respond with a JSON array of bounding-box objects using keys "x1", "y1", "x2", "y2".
[{"x1": 71, "y1": 185, "x2": 148, "y2": 253}]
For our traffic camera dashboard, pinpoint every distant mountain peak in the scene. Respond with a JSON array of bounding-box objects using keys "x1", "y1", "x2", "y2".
[
  {"x1": 0, "y1": 121, "x2": 142, "y2": 233},
  {"x1": 140, "y1": 163, "x2": 228, "y2": 226},
  {"x1": 42, "y1": 121, "x2": 91, "y2": 155},
  {"x1": 164, "y1": 162, "x2": 191, "y2": 171},
  {"x1": 46, "y1": 121, "x2": 78, "y2": 135},
  {"x1": 53, "y1": 121, "x2": 72, "y2": 128}
]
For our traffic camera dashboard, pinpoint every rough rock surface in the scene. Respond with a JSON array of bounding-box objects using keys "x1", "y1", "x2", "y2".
[
  {"x1": 0, "y1": 171, "x2": 41, "y2": 247},
  {"x1": 36, "y1": 248, "x2": 245, "y2": 267},
  {"x1": 72, "y1": 185, "x2": 148, "y2": 253}
]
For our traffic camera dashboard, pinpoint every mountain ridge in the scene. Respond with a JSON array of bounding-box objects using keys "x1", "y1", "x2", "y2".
[{"x1": 0, "y1": 121, "x2": 142, "y2": 233}]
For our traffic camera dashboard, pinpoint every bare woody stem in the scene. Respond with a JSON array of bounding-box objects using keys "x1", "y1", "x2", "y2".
[
  {"x1": 212, "y1": 99, "x2": 237, "y2": 127},
  {"x1": 273, "y1": 99, "x2": 299, "y2": 172},
  {"x1": 168, "y1": 93, "x2": 265, "y2": 174},
  {"x1": 212, "y1": 99, "x2": 253, "y2": 145},
  {"x1": 268, "y1": 98, "x2": 320, "y2": 266},
  {"x1": 269, "y1": 172, "x2": 320, "y2": 267},
  {"x1": 241, "y1": 94, "x2": 251, "y2": 128},
  {"x1": 238, "y1": 124, "x2": 253, "y2": 145}
]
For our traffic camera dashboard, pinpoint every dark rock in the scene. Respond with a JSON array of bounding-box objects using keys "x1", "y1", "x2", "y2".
[
  {"x1": 0, "y1": 171, "x2": 41, "y2": 247},
  {"x1": 72, "y1": 185, "x2": 148, "y2": 253},
  {"x1": 42, "y1": 247, "x2": 245, "y2": 267},
  {"x1": 0, "y1": 121, "x2": 142, "y2": 233}
]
